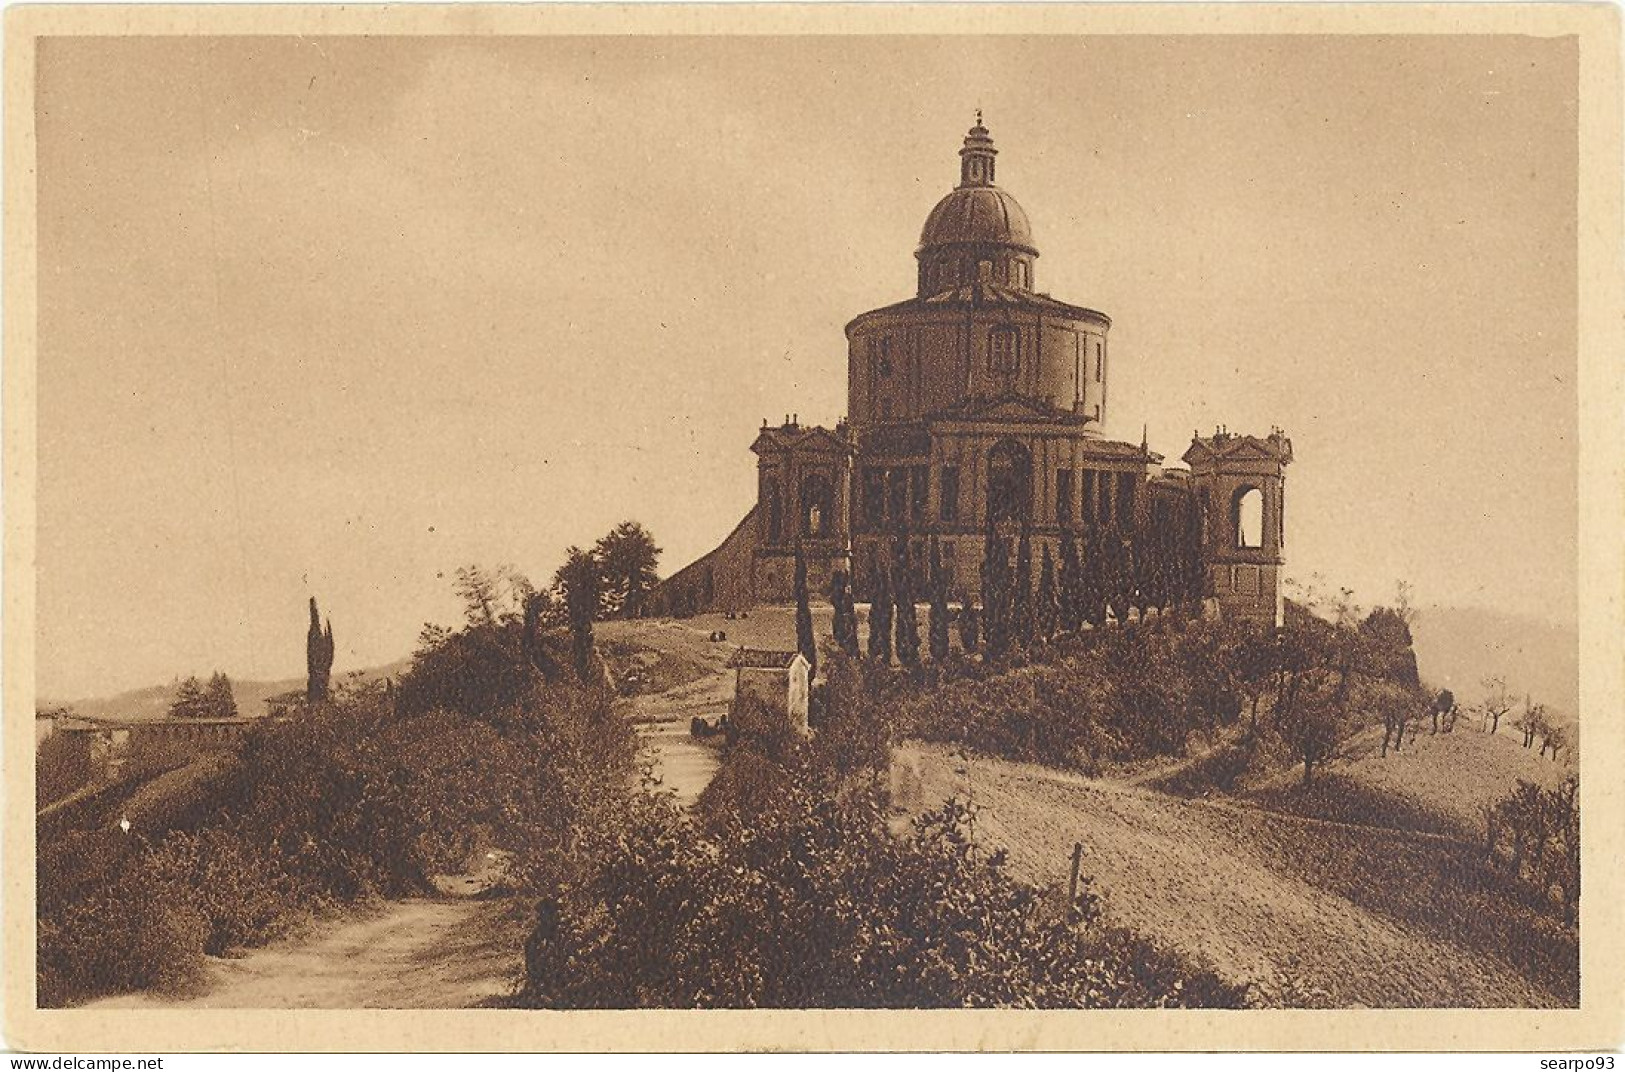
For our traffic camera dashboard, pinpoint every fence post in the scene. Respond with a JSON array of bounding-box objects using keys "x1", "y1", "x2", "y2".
[{"x1": 1068, "y1": 841, "x2": 1083, "y2": 904}]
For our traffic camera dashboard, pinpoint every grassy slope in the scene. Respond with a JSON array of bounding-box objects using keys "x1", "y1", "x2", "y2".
[
  {"x1": 1245, "y1": 722, "x2": 1575, "y2": 841},
  {"x1": 616, "y1": 606, "x2": 1578, "y2": 1006},
  {"x1": 893, "y1": 741, "x2": 1574, "y2": 1008}
]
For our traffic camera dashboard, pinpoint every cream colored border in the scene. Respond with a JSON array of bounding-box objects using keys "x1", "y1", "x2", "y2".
[{"x1": 5, "y1": 3, "x2": 1621, "y2": 1053}]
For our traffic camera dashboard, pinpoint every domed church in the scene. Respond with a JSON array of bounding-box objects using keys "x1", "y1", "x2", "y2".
[{"x1": 650, "y1": 117, "x2": 1293, "y2": 627}]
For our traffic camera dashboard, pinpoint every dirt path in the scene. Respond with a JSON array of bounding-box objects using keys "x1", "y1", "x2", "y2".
[
  {"x1": 85, "y1": 895, "x2": 526, "y2": 1009},
  {"x1": 891, "y1": 741, "x2": 1562, "y2": 1008}
]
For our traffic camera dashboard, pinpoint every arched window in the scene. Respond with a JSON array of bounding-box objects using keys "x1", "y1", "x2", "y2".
[
  {"x1": 1234, "y1": 487, "x2": 1263, "y2": 549},
  {"x1": 800, "y1": 473, "x2": 833, "y2": 538},
  {"x1": 988, "y1": 327, "x2": 1019, "y2": 387},
  {"x1": 987, "y1": 439, "x2": 1033, "y2": 523}
]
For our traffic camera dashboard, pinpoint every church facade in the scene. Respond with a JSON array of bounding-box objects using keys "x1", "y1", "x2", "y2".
[{"x1": 650, "y1": 119, "x2": 1292, "y2": 626}]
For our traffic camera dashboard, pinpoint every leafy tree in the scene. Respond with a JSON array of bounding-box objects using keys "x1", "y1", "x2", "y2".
[
  {"x1": 928, "y1": 540, "x2": 951, "y2": 663},
  {"x1": 893, "y1": 537, "x2": 921, "y2": 666},
  {"x1": 1359, "y1": 606, "x2": 1421, "y2": 689},
  {"x1": 594, "y1": 521, "x2": 662, "y2": 619},
  {"x1": 306, "y1": 597, "x2": 335, "y2": 704},
  {"x1": 1035, "y1": 545, "x2": 1060, "y2": 644},
  {"x1": 1430, "y1": 688, "x2": 1455, "y2": 735},
  {"x1": 793, "y1": 544, "x2": 817, "y2": 680},
  {"x1": 1267, "y1": 600, "x2": 1364, "y2": 785},
  {"x1": 866, "y1": 544, "x2": 893, "y2": 665},
  {"x1": 1489, "y1": 775, "x2": 1579, "y2": 921}
]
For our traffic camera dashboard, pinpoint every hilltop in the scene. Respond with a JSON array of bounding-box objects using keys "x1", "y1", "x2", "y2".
[{"x1": 41, "y1": 658, "x2": 413, "y2": 723}]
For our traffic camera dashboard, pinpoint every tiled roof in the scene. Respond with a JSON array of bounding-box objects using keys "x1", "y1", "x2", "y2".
[
  {"x1": 855, "y1": 285, "x2": 1110, "y2": 324},
  {"x1": 726, "y1": 648, "x2": 804, "y2": 669}
]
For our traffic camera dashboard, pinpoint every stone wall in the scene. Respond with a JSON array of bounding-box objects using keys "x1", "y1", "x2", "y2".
[{"x1": 645, "y1": 505, "x2": 761, "y2": 617}]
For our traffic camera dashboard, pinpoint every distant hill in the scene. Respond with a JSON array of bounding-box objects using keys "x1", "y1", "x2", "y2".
[
  {"x1": 1410, "y1": 606, "x2": 1578, "y2": 727},
  {"x1": 46, "y1": 657, "x2": 413, "y2": 723}
]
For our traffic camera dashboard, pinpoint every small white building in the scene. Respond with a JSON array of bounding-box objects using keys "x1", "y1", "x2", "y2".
[{"x1": 726, "y1": 648, "x2": 811, "y2": 738}]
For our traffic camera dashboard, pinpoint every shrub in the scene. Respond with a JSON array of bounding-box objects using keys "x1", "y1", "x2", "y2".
[
  {"x1": 521, "y1": 781, "x2": 1245, "y2": 1009},
  {"x1": 39, "y1": 658, "x2": 638, "y2": 1005}
]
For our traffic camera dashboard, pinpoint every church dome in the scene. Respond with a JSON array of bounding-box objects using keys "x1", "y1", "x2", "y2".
[
  {"x1": 919, "y1": 185, "x2": 1036, "y2": 254},
  {"x1": 913, "y1": 117, "x2": 1041, "y2": 296}
]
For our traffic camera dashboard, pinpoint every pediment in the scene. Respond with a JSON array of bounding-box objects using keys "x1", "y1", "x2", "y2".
[
  {"x1": 751, "y1": 424, "x2": 854, "y2": 456},
  {"x1": 1182, "y1": 433, "x2": 1293, "y2": 467}
]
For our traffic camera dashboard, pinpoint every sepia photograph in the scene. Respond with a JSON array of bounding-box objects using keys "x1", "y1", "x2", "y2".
[{"x1": 5, "y1": 3, "x2": 1622, "y2": 1054}]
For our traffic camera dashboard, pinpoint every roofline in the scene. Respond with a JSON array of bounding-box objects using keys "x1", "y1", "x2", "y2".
[{"x1": 845, "y1": 295, "x2": 1112, "y2": 336}]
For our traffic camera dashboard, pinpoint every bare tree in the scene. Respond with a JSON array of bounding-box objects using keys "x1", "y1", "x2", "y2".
[
  {"x1": 1479, "y1": 675, "x2": 1514, "y2": 735},
  {"x1": 1541, "y1": 722, "x2": 1568, "y2": 762},
  {"x1": 1518, "y1": 698, "x2": 1549, "y2": 750}
]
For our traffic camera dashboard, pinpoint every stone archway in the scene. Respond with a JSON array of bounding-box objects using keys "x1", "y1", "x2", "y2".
[{"x1": 987, "y1": 439, "x2": 1032, "y2": 523}]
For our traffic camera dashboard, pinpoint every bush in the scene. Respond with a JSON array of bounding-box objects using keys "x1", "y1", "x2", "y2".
[
  {"x1": 38, "y1": 853, "x2": 209, "y2": 1005},
  {"x1": 907, "y1": 664, "x2": 1117, "y2": 771},
  {"x1": 39, "y1": 654, "x2": 639, "y2": 1006},
  {"x1": 521, "y1": 780, "x2": 1245, "y2": 1009}
]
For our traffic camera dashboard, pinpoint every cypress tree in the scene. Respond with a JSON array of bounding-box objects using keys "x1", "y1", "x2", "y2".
[
  {"x1": 561, "y1": 547, "x2": 600, "y2": 684},
  {"x1": 1181, "y1": 495, "x2": 1208, "y2": 616},
  {"x1": 170, "y1": 675, "x2": 207, "y2": 719},
  {"x1": 1103, "y1": 525, "x2": 1132, "y2": 625},
  {"x1": 981, "y1": 517, "x2": 1012, "y2": 662},
  {"x1": 894, "y1": 536, "x2": 921, "y2": 666},
  {"x1": 1130, "y1": 530, "x2": 1152, "y2": 621},
  {"x1": 1079, "y1": 525, "x2": 1107, "y2": 627},
  {"x1": 830, "y1": 569, "x2": 859, "y2": 656},
  {"x1": 306, "y1": 597, "x2": 335, "y2": 703},
  {"x1": 1036, "y1": 545, "x2": 1060, "y2": 644},
  {"x1": 866, "y1": 545, "x2": 894, "y2": 664},
  {"x1": 1012, "y1": 523, "x2": 1034, "y2": 648},
  {"x1": 793, "y1": 543, "x2": 817, "y2": 680},
  {"x1": 928, "y1": 539, "x2": 951, "y2": 662},
  {"x1": 1058, "y1": 527, "x2": 1083, "y2": 634},
  {"x1": 205, "y1": 671, "x2": 238, "y2": 719}
]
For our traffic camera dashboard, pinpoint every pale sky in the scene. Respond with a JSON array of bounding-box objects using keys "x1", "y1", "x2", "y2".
[{"x1": 35, "y1": 35, "x2": 1577, "y2": 700}]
